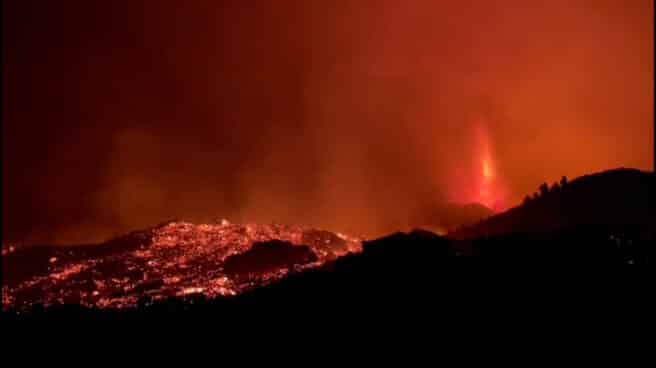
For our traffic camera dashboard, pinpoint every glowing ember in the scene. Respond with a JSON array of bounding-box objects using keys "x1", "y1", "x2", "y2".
[
  {"x1": 49, "y1": 264, "x2": 87, "y2": 281},
  {"x1": 2, "y1": 245, "x2": 16, "y2": 256},
  {"x1": 178, "y1": 287, "x2": 205, "y2": 296}
]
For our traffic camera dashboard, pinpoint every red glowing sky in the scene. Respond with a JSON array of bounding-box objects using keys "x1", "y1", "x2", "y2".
[{"x1": 3, "y1": 0, "x2": 653, "y2": 242}]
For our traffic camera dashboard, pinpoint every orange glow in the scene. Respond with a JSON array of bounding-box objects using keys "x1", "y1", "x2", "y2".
[
  {"x1": 482, "y1": 158, "x2": 492, "y2": 180},
  {"x1": 2, "y1": 221, "x2": 362, "y2": 310},
  {"x1": 447, "y1": 119, "x2": 509, "y2": 213},
  {"x1": 476, "y1": 123, "x2": 507, "y2": 212},
  {"x1": 3, "y1": 1, "x2": 652, "y2": 243}
]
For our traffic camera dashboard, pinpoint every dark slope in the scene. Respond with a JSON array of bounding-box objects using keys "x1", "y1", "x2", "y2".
[
  {"x1": 416, "y1": 202, "x2": 494, "y2": 233},
  {"x1": 222, "y1": 240, "x2": 317, "y2": 278},
  {"x1": 449, "y1": 168, "x2": 655, "y2": 239}
]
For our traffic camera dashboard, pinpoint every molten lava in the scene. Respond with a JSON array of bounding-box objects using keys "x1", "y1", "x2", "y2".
[{"x1": 2, "y1": 221, "x2": 362, "y2": 311}]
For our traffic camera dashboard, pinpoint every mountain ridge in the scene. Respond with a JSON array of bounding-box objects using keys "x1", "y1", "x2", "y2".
[{"x1": 449, "y1": 167, "x2": 654, "y2": 239}]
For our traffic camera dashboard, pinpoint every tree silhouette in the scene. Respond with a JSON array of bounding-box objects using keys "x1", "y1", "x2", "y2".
[
  {"x1": 523, "y1": 195, "x2": 531, "y2": 205},
  {"x1": 532, "y1": 192, "x2": 540, "y2": 200},
  {"x1": 551, "y1": 182, "x2": 561, "y2": 192},
  {"x1": 539, "y1": 183, "x2": 549, "y2": 197},
  {"x1": 560, "y1": 176, "x2": 568, "y2": 188}
]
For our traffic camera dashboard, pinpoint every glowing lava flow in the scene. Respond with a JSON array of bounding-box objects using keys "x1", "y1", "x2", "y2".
[{"x1": 2, "y1": 221, "x2": 363, "y2": 311}]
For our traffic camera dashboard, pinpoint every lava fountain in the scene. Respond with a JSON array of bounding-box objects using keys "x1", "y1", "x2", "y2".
[{"x1": 447, "y1": 119, "x2": 509, "y2": 212}]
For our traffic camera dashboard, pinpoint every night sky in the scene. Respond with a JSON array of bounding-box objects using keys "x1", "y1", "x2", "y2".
[{"x1": 3, "y1": 0, "x2": 653, "y2": 244}]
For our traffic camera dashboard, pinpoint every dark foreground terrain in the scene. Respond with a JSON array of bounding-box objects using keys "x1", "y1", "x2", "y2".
[
  {"x1": 2, "y1": 225, "x2": 652, "y2": 321},
  {"x1": 2, "y1": 168, "x2": 654, "y2": 321}
]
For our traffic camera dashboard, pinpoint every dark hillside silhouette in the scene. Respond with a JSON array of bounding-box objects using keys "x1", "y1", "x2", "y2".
[{"x1": 449, "y1": 168, "x2": 654, "y2": 239}]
